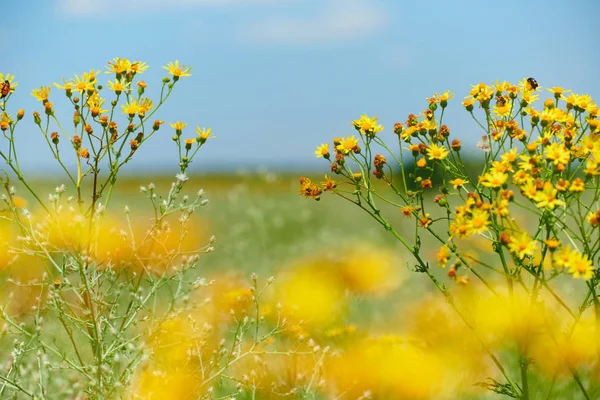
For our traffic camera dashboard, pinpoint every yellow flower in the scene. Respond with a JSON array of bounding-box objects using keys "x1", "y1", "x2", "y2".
[
  {"x1": 479, "y1": 170, "x2": 508, "y2": 188},
  {"x1": 352, "y1": 114, "x2": 383, "y2": 137},
  {"x1": 547, "y1": 86, "x2": 569, "y2": 97},
  {"x1": 569, "y1": 178, "x2": 585, "y2": 192},
  {"x1": 70, "y1": 73, "x2": 95, "y2": 93},
  {"x1": 512, "y1": 170, "x2": 532, "y2": 186},
  {"x1": 0, "y1": 73, "x2": 18, "y2": 94},
  {"x1": 508, "y1": 232, "x2": 537, "y2": 260},
  {"x1": 462, "y1": 97, "x2": 476, "y2": 110},
  {"x1": 468, "y1": 209, "x2": 490, "y2": 235},
  {"x1": 84, "y1": 69, "x2": 100, "y2": 83},
  {"x1": 31, "y1": 86, "x2": 51, "y2": 102},
  {"x1": 426, "y1": 143, "x2": 449, "y2": 161},
  {"x1": 335, "y1": 135, "x2": 359, "y2": 155},
  {"x1": 568, "y1": 251, "x2": 594, "y2": 280},
  {"x1": 85, "y1": 93, "x2": 108, "y2": 117},
  {"x1": 163, "y1": 60, "x2": 192, "y2": 78},
  {"x1": 439, "y1": 90, "x2": 454, "y2": 101},
  {"x1": 449, "y1": 178, "x2": 466, "y2": 189},
  {"x1": 314, "y1": 143, "x2": 329, "y2": 158},
  {"x1": 121, "y1": 100, "x2": 139, "y2": 116},
  {"x1": 170, "y1": 121, "x2": 187, "y2": 130},
  {"x1": 400, "y1": 205, "x2": 414, "y2": 217},
  {"x1": 107, "y1": 78, "x2": 131, "y2": 93},
  {"x1": 533, "y1": 182, "x2": 565, "y2": 210},
  {"x1": 196, "y1": 126, "x2": 212, "y2": 140},
  {"x1": 544, "y1": 143, "x2": 570, "y2": 165},
  {"x1": 106, "y1": 57, "x2": 131, "y2": 74},
  {"x1": 553, "y1": 245, "x2": 573, "y2": 269},
  {"x1": 437, "y1": 244, "x2": 451, "y2": 267},
  {"x1": 53, "y1": 78, "x2": 74, "y2": 93},
  {"x1": 138, "y1": 97, "x2": 153, "y2": 116},
  {"x1": 500, "y1": 148, "x2": 519, "y2": 164},
  {"x1": 130, "y1": 60, "x2": 149, "y2": 74},
  {"x1": 0, "y1": 112, "x2": 13, "y2": 130}
]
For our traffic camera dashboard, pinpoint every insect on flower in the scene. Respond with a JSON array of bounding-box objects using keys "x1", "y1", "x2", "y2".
[
  {"x1": 495, "y1": 96, "x2": 507, "y2": 107},
  {"x1": 527, "y1": 77, "x2": 539, "y2": 90},
  {"x1": 1, "y1": 80, "x2": 10, "y2": 98}
]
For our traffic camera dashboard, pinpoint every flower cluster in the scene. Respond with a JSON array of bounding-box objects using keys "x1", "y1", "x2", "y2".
[{"x1": 302, "y1": 79, "x2": 600, "y2": 398}]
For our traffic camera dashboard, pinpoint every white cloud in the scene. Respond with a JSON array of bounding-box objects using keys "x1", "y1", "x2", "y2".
[
  {"x1": 59, "y1": 0, "x2": 295, "y2": 16},
  {"x1": 240, "y1": 0, "x2": 388, "y2": 45},
  {"x1": 59, "y1": 0, "x2": 388, "y2": 44}
]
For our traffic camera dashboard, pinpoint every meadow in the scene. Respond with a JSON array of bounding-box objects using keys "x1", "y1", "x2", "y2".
[{"x1": 0, "y1": 59, "x2": 599, "y2": 400}]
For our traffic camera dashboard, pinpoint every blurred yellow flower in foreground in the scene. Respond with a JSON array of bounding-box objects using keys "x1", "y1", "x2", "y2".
[
  {"x1": 328, "y1": 337, "x2": 443, "y2": 398},
  {"x1": 276, "y1": 265, "x2": 345, "y2": 326},
  {"x1": 336, "y1": 245, "x2": 404, "y2": 296}
]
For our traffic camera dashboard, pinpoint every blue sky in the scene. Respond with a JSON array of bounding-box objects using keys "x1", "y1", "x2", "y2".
[{"x1": 4, "y1": 0, "x2": 600, "y2": 175}]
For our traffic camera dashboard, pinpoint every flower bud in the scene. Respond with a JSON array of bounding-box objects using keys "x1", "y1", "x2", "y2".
[
  {"x1": 394, "y1": 122, "x2": 404, "y2": 136},
  {"x1": 33, "y1": 111, "x2": 41, "y2": 125},
  {"x1": 44, "y1": 101, "x2": 54, "y2": 116},
  {"x1": 17, "y1": 109, "x2": 24, "y2": 120},
  {"x1": 451, "y1": 139, "x2": 461, "y2": 151},
  {"x1": 51, "y1": 132, "x2": 59, "y2": 144}
]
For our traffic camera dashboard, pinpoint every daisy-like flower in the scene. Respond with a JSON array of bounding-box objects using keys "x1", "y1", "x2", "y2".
[
  {"x1": 440, "y1": 90, "x2": 454, "y2": 101},
  {"x1": 107, "y1": 78, "x2": 131, "y2": 94},
  {"x1": 0, "y1": 73, "x2": 18, "y2": 94},
  {"x1": 352, "y1": 114, "x2": 383, "y2": 137},
  {"x1": 86, "y1": 93, "x2": 108, "y2": 117},
  {"x1": 468, "y1": 209, "x2": 490, "y2": 235},
  {"x1": 163, "y1": 60, "x2": 192, "y2": 78},
  {"x1": 449, "y1": 178, "x2": 467, "y2": 189},
  {"x1": 54, "y1": 78, "x2": 74, "y2": 93},
  {"x1": 31, "y1": 85, "x2": 51, "y2": 102},
  {"x1": 321, "y1": 175, "x2": 336, "y2": 191},
  {"x1": 519, "y1": 77, "x2": 540, "y2": 92},
  {"x1": 0, "y1": 112, "x2": 13, "y2": 131},
  {"x1": 106, "y1": 57, "x2": 131, "y2": 75},
  {"x1": 570, "y1": 178, "x2": 585, "y2": 192},
  {"x1": 298, "y1": 177, "x2": 322, "y2": 200},
  {"x1": 568, "y1": 251, "x2": 594, "y2": 280},
  {"x1": 426, "y1": 143, "x2": 449, "y2": 161},
  {"x1": 534, "y1": 182, "x2": 565, "y2": 210},
  {"x1": 84, "y1": 69, "x2": 101, "y2": 83},
  {"x1": 314, "y1": 143, "x2": 329, "y2": 158},
  {"x1": 130, "y1": 61, "x2": 149, "y2": 74},
  {"x1": 70, "y1": 74, "x2": 95, "y2": 94},
  {"x1": 479, "y1": 170, "x2": 508, "y2": 188},
  {"x1": 508, "y1": 232, "x2": 537, "y2": 260},
  {"x1": 544, "y1": 143, "x2": 570, "y2": 165},
  {"x1": 176, "y1": 173, "x2": 189, "y2": 183},
  {"x1": 121, "y1": 100, "x2": 140, "y2": 116},
  {"x1": 400, "y1": 205, "x2": 414, "y2": 217},
  {"x1": 335, "y1": 135, "x2": 359, "y2": 155},
  {"x1": 462, "y1": 97, "x2": 476, "y2": 111},
  {"x1": 196, "y1": 126, "x2": 212, "y2": 141},
  {"x1": 547, "y1": 86, "x2": 570, "y2": 99},
  {"x1": 138, "y1": 97, "x2": 153, "y2": 116},
  {"x1": 171, "y1": 121, "x2": 187, "y2": 131}
]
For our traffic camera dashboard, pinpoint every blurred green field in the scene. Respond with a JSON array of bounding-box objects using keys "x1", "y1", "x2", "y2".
[{"x1": 2, "y1": 172, "x2": 596, "y2": 399}]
